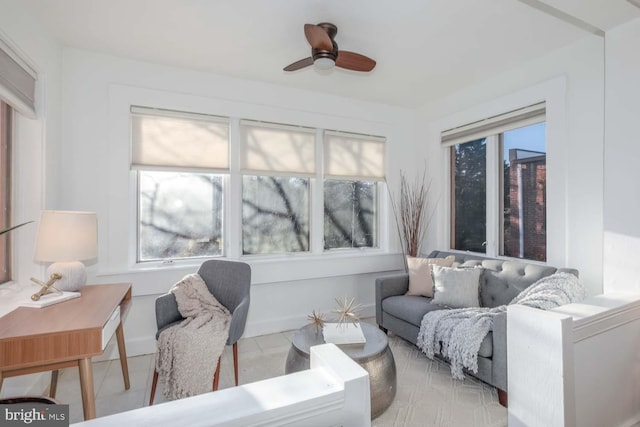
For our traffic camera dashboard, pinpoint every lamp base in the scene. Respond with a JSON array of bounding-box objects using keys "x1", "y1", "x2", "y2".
[{"x1": 47, "y1": 261, "x2": 86, "y2": 292}]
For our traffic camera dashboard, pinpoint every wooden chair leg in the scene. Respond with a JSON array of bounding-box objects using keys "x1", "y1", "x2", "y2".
[
  {"x1": 212, "y1": 357, "x2": 221, "y2": 391},
  {"x1": 233, "y1": 342, "x2": 239, "y2": 386},
  {"x1": 497, "y1": 388, "x2": 508, "y2": 407},
  {"x1": 149, "y1": 370, "x2": 158, "y2": 406},
  {"x1": 49, "y1": 370, "x2": 59, "y2": 399}
]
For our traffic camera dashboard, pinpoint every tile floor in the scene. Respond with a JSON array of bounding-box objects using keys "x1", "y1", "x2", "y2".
[{"x1": 50, "y1": 319, "x2": 506, "y2": 426}]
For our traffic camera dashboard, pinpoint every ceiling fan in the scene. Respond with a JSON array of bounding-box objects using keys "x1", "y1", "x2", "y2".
[{"x1": 283, "y1": 23, "x2": 376, "y2": 72}]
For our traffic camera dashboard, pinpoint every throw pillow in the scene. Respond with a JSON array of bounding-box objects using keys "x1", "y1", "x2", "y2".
[
  {"x1": 406, "y1": 256, "x2": 456, "y2": 297},
  {"x1": 431, "y1": 265, "x2": 483, "y2": 308}
]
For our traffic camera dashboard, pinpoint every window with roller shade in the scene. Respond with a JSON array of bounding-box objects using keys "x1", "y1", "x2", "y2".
[
  {"x1": 443, "y1": 103, "x2": 547, "y2": 261},
  {"x1": 131, "y1": 107, "x2": 386, "y2": 261},
  {"x1": 239, "y1": 121, "x2": 314, "y2": 255},
  {"x1": 131, "y1": 106, "x2": 229, "y2": 261},
  {"x1": 323, "y1": 132, "x2": 384, "y2": 250},
  {"x1": 0, "y1": 38, "x2": 36, "y2": 281}
]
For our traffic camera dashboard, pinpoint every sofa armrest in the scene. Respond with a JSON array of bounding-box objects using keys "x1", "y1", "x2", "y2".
[
  {"x1": 491, "y1": 311, "x2": 508, "y2": 391},
  {"x1": 375, "y1": 273, "x2": 409, "y2": 326}
]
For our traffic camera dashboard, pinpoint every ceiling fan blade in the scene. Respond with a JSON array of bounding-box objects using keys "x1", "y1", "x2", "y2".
[
  {"x1": 304, "y1": 24, "x2": 333, "y2": 51},
  {"x1": 335, "y1": 51, "x2": 376, "y2": 72},
  {"x1": 283, "y1": 57, "x2": 314, "y2": 72}
]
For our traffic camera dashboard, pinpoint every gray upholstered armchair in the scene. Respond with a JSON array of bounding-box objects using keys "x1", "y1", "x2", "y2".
[{"x1": 148, "y1": 259, "x2": 251, "y2": 404}]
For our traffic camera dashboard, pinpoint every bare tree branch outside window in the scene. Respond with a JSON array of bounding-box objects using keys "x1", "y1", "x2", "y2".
[
  {"x1": 242, "y1": 175, "x2": 309, "y2": 255},
  {"x1": 139, "y1": 171, "x2": 223, "y2": 261},
  {"x1": 324, "y1": 180, "x2": 377, "y2": 249}
]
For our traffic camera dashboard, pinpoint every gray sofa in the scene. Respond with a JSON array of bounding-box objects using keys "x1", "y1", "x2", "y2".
[{"x1": 375, "y1": 250, "x2": 578, "y2": 404}]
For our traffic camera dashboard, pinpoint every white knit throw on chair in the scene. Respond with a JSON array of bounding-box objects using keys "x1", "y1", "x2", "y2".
[{"x1": 155, "y1": 273, "x2": 231, "y2": 400}]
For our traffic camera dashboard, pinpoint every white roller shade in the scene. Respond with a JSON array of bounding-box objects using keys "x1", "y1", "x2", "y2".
[
  {"x1": 131, "y1": 106, "x2": 229, "y2": 172},
  {"x1": 324, "y1": 131, "x2": 386, "y2": 181},
  {"x1": 240, "y1": 120, "x2": 316, "y2": 176},
  {"x1": 0, "y1": 39, "x2": 37, "y2": 118},
  {"x1": 441, "y1": 102, "x2": 545, "y2": 146}
]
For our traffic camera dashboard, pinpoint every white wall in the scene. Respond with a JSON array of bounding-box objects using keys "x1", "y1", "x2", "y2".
[
  {"x1": 0, "y1": 0, "x2": 62, "y2": 396},
  {"x1": 60, "y1": 48, "x2": 416, "y2": 356},
  {"x1": 418, "y1": 35, "x2": 605, "y2": 296},
  {"x1": 603, "y1": 17, "x2": 640, "y2": 293}
]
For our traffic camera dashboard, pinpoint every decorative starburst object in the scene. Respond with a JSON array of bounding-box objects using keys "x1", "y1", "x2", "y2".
[
  {"x1": 307, "y1": 309, "x2": 326, "y2": 334},
  {"x1": 332, "y1": 297, "x2": 363, "y2": 328}
]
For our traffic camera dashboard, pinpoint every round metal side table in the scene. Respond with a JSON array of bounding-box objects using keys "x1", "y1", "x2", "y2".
[{"x1": 284, "y1": 322, "x2": 397, "y2": 419}]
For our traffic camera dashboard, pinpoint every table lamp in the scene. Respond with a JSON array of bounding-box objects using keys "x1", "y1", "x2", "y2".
[{"x1": 34, "y1": 210, "x2": 98, "y2": 292}]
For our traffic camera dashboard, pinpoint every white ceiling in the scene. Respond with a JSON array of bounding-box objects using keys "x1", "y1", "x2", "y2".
[{"x1": 22, "y1": 0, "x2": 640, "y2": 108}]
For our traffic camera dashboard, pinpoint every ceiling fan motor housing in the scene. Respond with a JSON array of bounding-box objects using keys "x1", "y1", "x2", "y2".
[
  {"x1": 317, "y1": 22, "x2": 338, "y2": 39},
  {"x1": 312, "y1": 23, "x2": 338, "y2": 62}
]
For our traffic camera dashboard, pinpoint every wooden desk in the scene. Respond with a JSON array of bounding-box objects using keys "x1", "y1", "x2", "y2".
[{"x1": 0, "y1": 283, "x2": 132, "y2": 420}]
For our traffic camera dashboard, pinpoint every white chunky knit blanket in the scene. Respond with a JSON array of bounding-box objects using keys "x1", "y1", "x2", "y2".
[
  {"x1": 416, "y1": 272, "x2": 585, "y2": 380},
  {"x1": 155, "y1": 273, "x2": 231, "y2": 400}
]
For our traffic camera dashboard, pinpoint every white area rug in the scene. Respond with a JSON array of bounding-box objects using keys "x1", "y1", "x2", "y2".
[
  {"x1": 374, "y1": 333, "x2": 507, "y2": 427},
  {"x1": 48, "y1": 322, "x2": 507, "y2": 426}
]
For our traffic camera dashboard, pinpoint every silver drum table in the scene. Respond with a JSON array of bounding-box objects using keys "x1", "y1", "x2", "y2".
[{"x1": 285, "y1": 322, "x2": 397, "y2": 419}]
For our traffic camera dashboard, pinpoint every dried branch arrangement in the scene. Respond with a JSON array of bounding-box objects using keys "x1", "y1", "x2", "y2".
[
  {"x1": 386, "y1": 167, "x2": 435, "y2": 273},
  {"x1": 399, "y1": 169, "x2": 431, "y2": 258}
]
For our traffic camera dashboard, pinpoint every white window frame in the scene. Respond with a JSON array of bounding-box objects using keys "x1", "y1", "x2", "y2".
[
  {"x1": 446, "y1": 118, "x2": 545, "y2": 259},
  {"x1": 105, "y1": 84, "x2": 397, "y2": 293},
  {"x1": 437, "y1": 78, "x2": 567, "y2": 266},
  {"x1": 129, "y1": 109, "x2": 386, "y2": 265}
]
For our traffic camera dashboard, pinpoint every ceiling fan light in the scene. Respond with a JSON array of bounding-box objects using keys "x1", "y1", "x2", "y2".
[{"x1": 314, "y1": 57, "x2": 335, "y2": 70}]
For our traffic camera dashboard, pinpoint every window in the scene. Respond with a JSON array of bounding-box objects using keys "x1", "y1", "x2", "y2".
[
  {"x1": 242, "y1": 175, "x2": 309, "y2": 254},
  {"x1": 445, "y1": 103, "x2": 546, "y2": 261},
  {"x1": 0, "y1": 41, "x2": 36, "y2": 282},
  {"x1": 323, "y1": 132, "x2": 384, "y2": 250},
  {"x1": 324, "y1": 179, "x2": 378, "y2": 249},
  {"x1": 132, "y1": 108, "x2": 386, "y2": 261},
  {"x1": 239, "y1": 121, "x2": 315, "y2": 255},
  {"x1": 131, "y1": 107, "x2": 229, "y2": 261},
  {"x1": 0, "y1": 101, "x2": 11, "y2": 282}
]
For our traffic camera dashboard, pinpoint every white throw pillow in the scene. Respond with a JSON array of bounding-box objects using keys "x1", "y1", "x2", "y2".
[
  {"x1": 405, "y1": 256, "x2": 456, "y2": 298},
  {"x1": 431, "y1": 265, "x2": 483, "y2": 308}
]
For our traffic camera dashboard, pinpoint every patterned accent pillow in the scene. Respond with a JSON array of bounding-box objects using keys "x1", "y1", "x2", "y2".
[
  {"x1": 405, "y1": 256, "x2": 456, "y2": 298},
  {"x1": 431, "y1": 265, "x2": 483, "y2": 308}
]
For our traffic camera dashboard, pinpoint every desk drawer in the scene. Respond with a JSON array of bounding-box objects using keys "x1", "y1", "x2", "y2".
[{"x1": 102, "y1": 305, "x2": 120, "y2": 350}]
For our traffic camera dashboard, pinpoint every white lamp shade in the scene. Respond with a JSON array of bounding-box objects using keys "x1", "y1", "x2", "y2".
[{"x1": 34, "y1": 211, "x2": 98, "y2": 262}]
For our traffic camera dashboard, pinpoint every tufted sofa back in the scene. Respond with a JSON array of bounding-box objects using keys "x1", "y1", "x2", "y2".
[{"x1": 426, "y1": 250, "x2": 579, "y2": 308}]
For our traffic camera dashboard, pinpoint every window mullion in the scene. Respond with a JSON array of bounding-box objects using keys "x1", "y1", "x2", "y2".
[
  {"x1": 485, "y1": 135, "x2": 500, "y2": 257},
  {"x1": 227, "y1": 118, "x2": 241, "y2": 259},
  {"x1": 311, "y1": 129, "x2": 324, "y2": 254}
]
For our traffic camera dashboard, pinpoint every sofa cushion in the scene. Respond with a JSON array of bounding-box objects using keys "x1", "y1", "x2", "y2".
[
  {"x1": 432, "y1": 265, "x2": 483, "y2": 308},
  {"x1": 406, "y1": 255, "x2": 455, "y2": 297},
  {"x1": 382, "y1": 295, "x2": 447, "y2": 326}
]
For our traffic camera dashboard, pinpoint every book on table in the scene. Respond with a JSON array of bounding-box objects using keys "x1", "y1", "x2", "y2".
[{"x1": 322, "y1": 322, "x2": 367, "y2": 344}]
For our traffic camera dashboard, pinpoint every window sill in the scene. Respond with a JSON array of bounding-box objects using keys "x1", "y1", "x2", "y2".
[{"x1": 96, "y1": 251, "x2": 404, "y2": 296}]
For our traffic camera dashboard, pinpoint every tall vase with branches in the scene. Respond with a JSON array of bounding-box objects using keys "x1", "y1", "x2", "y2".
[{"x1": 389, "y1": 168, "x2": 432, "y2": 271}]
